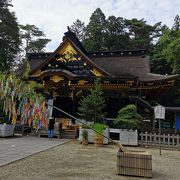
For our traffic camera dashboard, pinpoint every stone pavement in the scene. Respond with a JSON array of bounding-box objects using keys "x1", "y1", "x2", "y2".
[{"x1": 0, "y1": 136, "x2": 70, "y2": 167}]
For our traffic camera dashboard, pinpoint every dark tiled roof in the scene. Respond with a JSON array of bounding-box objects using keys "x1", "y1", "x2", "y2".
[
  {"x1": 26, "y1": 53, "x2": 51, "y2": 74},
  {"x1": 26, "y1": 52, "x2": 179, "y2": 82},
  {"x1": 24, "y1": 29, "x2": 178, "y2": 83},
  {"x1": 139, "y1": 73, "x2": 179, "y2": 82},
  {"x1": 18, "y1": 52, "x2": 52, "y2": 75},
  {"x1": 29, "y1": 58, "x2": 47, "y2": 73},
  {"x1": 87, "y1": 49, "x2": 146, "y2": 57},
  {"x1": 91, "y1": 55, "x2": 150, "y2": 77}
]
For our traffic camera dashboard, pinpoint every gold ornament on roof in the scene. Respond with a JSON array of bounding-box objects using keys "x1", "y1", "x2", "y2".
[
  {"x1": 57, "y1": 42, "x2": 81, "y2": 63},
  {"x1": 90, "y1": 68, "x2": 102, "y2": 77}
]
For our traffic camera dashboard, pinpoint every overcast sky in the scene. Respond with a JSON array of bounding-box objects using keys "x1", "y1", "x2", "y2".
[{"x1": 11, "y1": 0, "x2": 180, "y2": 51}]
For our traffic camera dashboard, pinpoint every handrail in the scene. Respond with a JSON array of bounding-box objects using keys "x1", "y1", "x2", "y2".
[
  {"x1": 45, "y1": 102, "x2": 126, "y2": 152},
  {"x1": 130, "y1": 96, "x2": 153, "y2": 110}
]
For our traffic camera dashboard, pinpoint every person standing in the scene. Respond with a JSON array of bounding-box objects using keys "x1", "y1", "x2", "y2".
[{"x1": 48, "y1": 117, "x2": 55, "y2": 140}]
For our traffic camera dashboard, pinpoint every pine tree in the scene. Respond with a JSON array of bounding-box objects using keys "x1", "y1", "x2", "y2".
[
  {"x1": 83, "y1": 8, "x2": 106, "y2": 51},
  {"x1": 70, "y1": 19, "x2": 85, "y2": 42},
  {"x1": 172, "y1": 15, "x2": 180, "y2": 30},
  {"x1": 114, "y1": 104, "x2": 143, "y2": 129},
  {"x1": 78, "y1": 79, "x2": 106, "y2": 124},
  {"x1": 0, "y1": 0, "x2": 21, "y2": 71},
  {"x1": 20, "y1": 24, "x2": 51, "y2": 56}
]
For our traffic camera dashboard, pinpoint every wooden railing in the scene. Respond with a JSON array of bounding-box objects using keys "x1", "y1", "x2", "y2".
[{"x1": 139, "y1": 132, "x2": 180, "y2": 148}]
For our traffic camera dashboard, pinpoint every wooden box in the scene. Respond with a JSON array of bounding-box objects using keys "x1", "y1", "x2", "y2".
[{"x1": 117, "y1": 151, "x2": 152, "y2": 178}]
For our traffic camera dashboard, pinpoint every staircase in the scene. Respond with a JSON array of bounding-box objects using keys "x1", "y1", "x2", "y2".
[{"x1": 130, "y1": 96, "x2": 153, "y2": 110}]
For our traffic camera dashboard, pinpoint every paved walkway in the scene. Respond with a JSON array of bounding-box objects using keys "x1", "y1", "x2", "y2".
[{"x1": 0, "y1": 136, "x2": 70, "y2": 167}]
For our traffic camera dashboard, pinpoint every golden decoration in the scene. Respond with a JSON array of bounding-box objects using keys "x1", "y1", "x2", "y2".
[
  {"x1": 51, "y1": 76, "x2": 64, "y2": 83},
  {"x1": 90, "y1": 68, "x2": 102, "y2": 77},
  {"x1": 57, "y1": 42, "x2": 81, "y2": 63},
  {"x1": 78, "y1": 80, "x2": 88, "y2": 85}
]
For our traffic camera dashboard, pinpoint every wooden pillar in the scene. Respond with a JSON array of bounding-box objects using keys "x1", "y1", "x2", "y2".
[
  {"x1": 175, "y1": 112, "x2": 177, "y2": 135},
  {"x1": 150, "y1": 109, "x2": 155, "y2": 131},
  {"x1": 72, "y1": 89, "x2": 76, "y2": 124}
]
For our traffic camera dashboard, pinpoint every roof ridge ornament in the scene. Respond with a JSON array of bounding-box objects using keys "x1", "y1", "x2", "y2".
[{"x1": 67, "y1": 26, "x2": 71, "y2": 32}]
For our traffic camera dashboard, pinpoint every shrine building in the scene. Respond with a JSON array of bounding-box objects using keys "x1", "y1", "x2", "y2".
[{"x1": 22, "y1": 29, "x2": 179, "y2": 127}]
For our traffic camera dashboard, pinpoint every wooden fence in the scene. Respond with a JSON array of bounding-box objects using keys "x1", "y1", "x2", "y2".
[{"x1": 139, "y1": 132, "x2": 180, "y2": 148}]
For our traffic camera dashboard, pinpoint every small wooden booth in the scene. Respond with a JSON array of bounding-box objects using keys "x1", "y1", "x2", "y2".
[{"x1": 117, "y1": 148, "x2": 152, "y2": 178}]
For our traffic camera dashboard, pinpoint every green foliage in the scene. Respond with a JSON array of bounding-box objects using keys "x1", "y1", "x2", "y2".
[
  {"x1": 150, "y1": 15, "x2": 180, "y2": 105},
  {"x1": 0, "y1": 72, "x2": 46, "y2": 125},
  {"x1": 172, "y1": 15, "x2": 180, "y2": 31},
  {"x1": 74, "y1": 8, "x2": 162, "y2": 52},
  {"x1": 20, "y1": 24, "x2": 51, "y2": 56},
  {"x1": 151, "y1": 15, "x2": 180, "y2": 74},
  {"x1": 125, "y1": 19, "x2": 162, "y2": 51},
  {"x1": 82, "y1": 129, "x2": 88, "y2": 140},
  {"x1": 83, "y1": 8, "x2": 106, "y2": 51},
  {"x1": 0, "y1": 0, "x2": 21, "y2": 71},
  {"x1": 114, "y1": 104, "x2": 143, "y2": 129},
  {"x1": 103, "y1": 16, "x2": 131, "y2": 50},
  {"x1": 90, "y1": 123, "x2": 107, "y2": 134},
  {"x1": 78, "y1": 78, "x2": 106, "y2": 123},
  {"x1": 162, "y1": 30, "x2": 180, "y2": 74},
  {"x1": 70, "y1": 19, "x2": 85, "y2": 42}
]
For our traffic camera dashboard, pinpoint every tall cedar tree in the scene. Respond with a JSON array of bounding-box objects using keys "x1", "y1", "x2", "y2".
[
  {"x1": 78, "y1": 79, "x2": 106, "y2": 124},
  {"x1": 125, "y1": 18, "x2": 162, "y2": 51},
  {"x1": 0, "y1": 0, "x2": 21, "y2": 71},
  {"x1": 74, "y1": 8, "x2": 162, "y2": 52},
  {"x1": 70, "y1": 19, "x2": 85, "y2": 42},
  {"x1": 83, "y1": 8, "x2": 106, "y2": 51},
  {"x1": 104, "y1": 16, "x2": 131, "y2": 50}
]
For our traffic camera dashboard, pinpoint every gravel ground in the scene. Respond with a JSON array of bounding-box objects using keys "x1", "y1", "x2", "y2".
[{"x1": 0, "y1": 140, "x2": 180, "y2": 180}]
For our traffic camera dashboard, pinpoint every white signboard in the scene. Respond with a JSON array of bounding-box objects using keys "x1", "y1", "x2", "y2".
[{"x1": 154, "y1": 105, "x2": 165, "y2": 119}]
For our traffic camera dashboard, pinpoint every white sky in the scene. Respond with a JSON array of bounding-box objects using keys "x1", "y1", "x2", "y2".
[{"x1": 11, "y1": 0, "x2": 180, "y2": 51}]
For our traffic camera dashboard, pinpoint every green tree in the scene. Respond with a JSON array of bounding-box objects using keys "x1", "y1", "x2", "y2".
[
  {"x1": 125, "y1": 18, "x2": 162, "y2": 51},
  {"x1": 172, "y1": 15, "x2": 180, "y2": 31},
  {"x1": 0, "y1": 0, "x2": 21, "y2": 71},
  {"x1": 104, "y1": 16, "x2": 131, "y2": 50},
  {"x1": 83, "y1": 8, "x2": 106, "y2": 51},
  {"x1": 151, "y1": 15, "x2": 180, "y2": 106},
  {"x1": 20, "y1": 24, "x2": 51, "y2": 56},
  {"x1": 162, "y1": 30, "x2": 180, "y2": 74},
  {"x1": 114, "y1": 104, "x2": 143, "y2": 129},
  {"x1": 151, "y1": 15, "x2": 180, "y2": 74},
  {"x1": 70, "y1": 19, "x2": 85, "y2": 41},
  {"x1": 78, "y1": 79, "x2": 106, "y2": 124}
]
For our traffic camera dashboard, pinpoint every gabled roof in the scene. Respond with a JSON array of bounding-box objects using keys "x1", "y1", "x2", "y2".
[
  {"x1": 25, "y1": 29, "x2": 179, "y2": 83},
  {"x1": 30, "y1": 30, "x2": 111, "y2": 77}
]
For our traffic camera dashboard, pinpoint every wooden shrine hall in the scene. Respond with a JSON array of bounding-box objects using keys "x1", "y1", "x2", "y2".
[{"x1": 22, "y1": 28, "x2": 179, "y2": 125}]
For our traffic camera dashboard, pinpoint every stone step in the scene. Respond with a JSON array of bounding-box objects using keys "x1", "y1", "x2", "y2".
[
  {"x1": 61, "y1": 134, "x2": 75, "y2": 139},
  {"x1": 61, "y1": 131, "x2": 76, "y2": 139}
]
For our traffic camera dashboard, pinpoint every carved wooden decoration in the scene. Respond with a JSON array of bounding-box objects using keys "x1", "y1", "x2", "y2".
[{"x1": 57, "y1": 42, "x2": 81, "y2": 62}]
